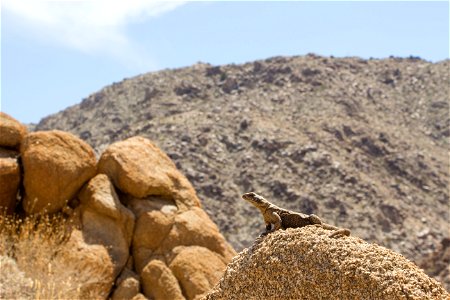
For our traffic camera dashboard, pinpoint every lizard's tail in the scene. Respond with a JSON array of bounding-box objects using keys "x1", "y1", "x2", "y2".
[{"x1": 328, "y1": 228, "x2": 351, "y2": 238}]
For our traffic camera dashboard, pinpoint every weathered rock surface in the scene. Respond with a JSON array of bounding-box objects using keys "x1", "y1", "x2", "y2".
[
  {"x1": 204, "y1": 227, "x2": 449, "y2": 300},
  {"x1": 0, "y1": 148, "x2": 20, "y2": 214},
  {"x1": 131, "y1": 293, "x2": 148, "y2": 300},
  {"x1": 163, "y1": 207, "x2": 236, "y2": 262},
  {"x1": 0, "y1": 112, "x2": 27, "y2": 149},
  {"x1": 77, "y1": 174, "x2": 135, "y2": 277},
  {"x1": 141, "y1": 259, "x2": 184, "y2": 300},
  {"x1": 98, "y1": 136, "x2": 200, "y2": 210},
  {"x1": 129, "y1": 197, "x2": 177, "y2": 273},
  {"x1": 111, "y1": 268, "x2": 141, "y2": 300},
  {"x1": 169, "y1": 246, "x2": 228, "y2": 300},
  {"x1": 20, "y1": 130, "x2": 97, "y2": 214}
]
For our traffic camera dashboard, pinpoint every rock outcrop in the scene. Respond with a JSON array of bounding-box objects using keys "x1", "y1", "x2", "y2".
[
  {"x1": 0, "y1": 112, "x2": 27, "y2": 149},
  {"x1": 99, "y1": 137, "x2": 236, "y2": 299},
  {"x1": 20, "y1": 130, "x2": 97, "y2": 214},
  {"x1": 0, "y1": 115, "x2": 236, "y2": 299},
  {"x1": 204, "y1": 227, "x2": 449, "y2": 300}
]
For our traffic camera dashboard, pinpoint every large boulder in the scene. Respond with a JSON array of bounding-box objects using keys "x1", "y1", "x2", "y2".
[
  {"x1": 20, "y1": 130, "x2": 97, "y2": 214},
  {"x1": 0, "y1": 148, "x2": 20, "y2": 214},
  {"x1": 98, "y1": 136, "x2": 200, "y2": 210},
  {"x1": 111, "y1": 268, "x2": 141, "y2": 300},
  {"x1": 0, "y1": 113, "x2": 27, "y2": 149},
  {"x1": 77, "y1": 174, "x2": 135, "y2": 278},
  {"x1": 141, "y1": 259, "x2": 184, "y2": 300},
  {"x1": 169, "y1": 246, "x2": 228, "y2": 300},
  {"x1": 203, "y1": 226, "x2": 449, "y2": 300},
  {"x1": 131, "y1": 202, "x2": 176, "y2": 273},
  {"x1": 163, "y1": 207, "x2": 236, "y2": 262}
]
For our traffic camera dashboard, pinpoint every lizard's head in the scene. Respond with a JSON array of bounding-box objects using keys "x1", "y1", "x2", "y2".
[{"x1": 242, "y1": 192, "x2": 268, "y2": 207}]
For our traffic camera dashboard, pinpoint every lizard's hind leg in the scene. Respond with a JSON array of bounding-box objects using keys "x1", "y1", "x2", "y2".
[{"x1": 309, "y1": 214, "x2": 323, "y2": 225}]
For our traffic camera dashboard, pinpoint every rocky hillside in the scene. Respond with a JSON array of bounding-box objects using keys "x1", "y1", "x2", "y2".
[{"x1": 36, "y1": 55, "x2": 449, "y2": 287}]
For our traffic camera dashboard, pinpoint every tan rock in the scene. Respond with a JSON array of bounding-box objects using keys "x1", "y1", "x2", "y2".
[
  {"x1": 141, "y1": 259, "x2": 185, "y2": 300},
  {"x1": 132, "y1": 208, "x2": 175, "y2": 273},
  {"x1": 125, "y1": 196, "x2": 178, "y2": 273},
  {"x1": 203, "y1": 226, "x2": 450, "y2": 300},
  {"x1": 131, "y1": 293, "x2": 149, "y2": 300},
  {"x1": 78, "y1": 174, "x2": 135, "y2": 277},
  {"x1": 163, "y1": 207, "x2": 236, "y2": 262},
  {"x1": 128, "y1": 196, "x2": 235, "y2": 274},
  {"x1": 124, "y1": 194, "x2": 178, "y2": 218},
  {"x1": 98, "y1": 136, "x2": 200, "y2": 210},
  {"x1": 111, "y1": 268, "x2": 140, "y2": 300},
  {"x1": 0, "y1": 148, "x2": 20, "y2": 214},
  {"x1": 169, "y1": 246, "x2": 227, "y2": 300},
  {"x1": 20, "y1": 130, "x2": 97, "y2": 214},
  {"x1": 0, "y1": 112, "x2": 27, "y2": 149}
]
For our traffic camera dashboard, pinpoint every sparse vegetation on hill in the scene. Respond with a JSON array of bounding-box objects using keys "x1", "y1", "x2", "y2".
[{"x1": 35, "y1": 54, "x2": 450, "y2": 288}]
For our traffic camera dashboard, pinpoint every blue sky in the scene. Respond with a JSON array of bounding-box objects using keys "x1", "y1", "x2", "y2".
[{"x1": 1, "y1": 1, "x2": 449, "y2": 124}]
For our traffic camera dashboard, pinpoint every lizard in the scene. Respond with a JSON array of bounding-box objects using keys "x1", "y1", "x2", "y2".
[{"x1": 242, "y1": 192, "x2": 350, "y2": 238}]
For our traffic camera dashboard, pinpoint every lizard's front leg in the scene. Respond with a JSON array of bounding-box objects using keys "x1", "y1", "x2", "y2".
[{"x1": 270, "y1": 211, "x2": 282, "y2": 231}]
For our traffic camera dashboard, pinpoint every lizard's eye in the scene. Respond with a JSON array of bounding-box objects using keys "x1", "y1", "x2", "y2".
[{"x1": 242, "y1": 192, "x2": 256, "y2": 200}]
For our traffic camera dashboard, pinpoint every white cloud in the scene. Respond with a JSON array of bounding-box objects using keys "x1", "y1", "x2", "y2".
[{"x1": 3, "y1": 0, "x2": 186, "y2": 69}]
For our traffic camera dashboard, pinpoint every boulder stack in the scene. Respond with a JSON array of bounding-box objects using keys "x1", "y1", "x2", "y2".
[
  {"x1": 99, "y1": 137, "x2": 235, "y2": 299},
  {"x1": 0, "y1": 113, "x2": 236, "y2": 300}
]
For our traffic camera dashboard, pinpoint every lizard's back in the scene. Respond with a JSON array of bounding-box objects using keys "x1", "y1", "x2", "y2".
[{"x1": 275, "y1": 208, "x2": 315, "y2": 229}]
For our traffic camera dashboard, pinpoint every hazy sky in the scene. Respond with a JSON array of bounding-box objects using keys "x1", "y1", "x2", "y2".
[{"x1": 2, "y1": 1, "x2": 449, "y2": 124}]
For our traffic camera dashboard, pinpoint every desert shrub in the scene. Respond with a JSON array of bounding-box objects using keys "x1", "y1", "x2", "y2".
[{"x1": 0, "y1": 212, "x2": 109, "y2": 299}]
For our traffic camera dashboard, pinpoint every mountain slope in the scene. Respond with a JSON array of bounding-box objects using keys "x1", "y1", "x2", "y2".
[{"x1": 36, "y1": 54, "x2": 449, "y2": 285}]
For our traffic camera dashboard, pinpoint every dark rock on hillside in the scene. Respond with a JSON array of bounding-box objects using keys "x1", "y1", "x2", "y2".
[{"x1": 35, "y1": 55, "x2": 450, "y2": 289}]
